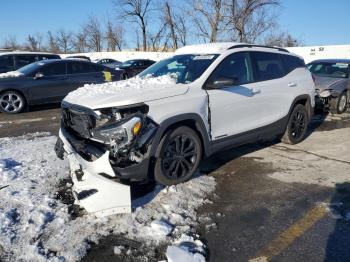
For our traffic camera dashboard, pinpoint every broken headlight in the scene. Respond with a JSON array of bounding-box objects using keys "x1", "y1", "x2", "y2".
[
  {"x1": 320, "y1": 90, "x2": 332, "y2": 98},
  {"x1": 94, "y1": 116, "x2": 143, "y2": 146}
]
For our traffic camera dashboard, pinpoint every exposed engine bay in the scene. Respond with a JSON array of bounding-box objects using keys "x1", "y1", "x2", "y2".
[{"x1": 60, "y1": 102, "x2": 158, "y2": 173}]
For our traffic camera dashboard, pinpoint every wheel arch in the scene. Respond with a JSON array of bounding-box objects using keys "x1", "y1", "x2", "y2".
[
  {"x1": 0, "y1": 88, "x2": 28, "y2": 106},
  {"x1": 150, "y1": 113, "x2": 211, "y2": 158}
]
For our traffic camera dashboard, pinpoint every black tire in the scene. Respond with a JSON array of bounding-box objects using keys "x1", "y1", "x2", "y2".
[
  {"x1": 154, "y1": 126, "x2": 202, "y2": 186},
  {"x1": 330, "y1": 91, "x2": 348, "y2": 114},
  {"x1": 0, "y1": 90, "x2": 26, "y2": 114},
  {"x1": 281, "y1": 104, "x2": 309, "y2": 145}
]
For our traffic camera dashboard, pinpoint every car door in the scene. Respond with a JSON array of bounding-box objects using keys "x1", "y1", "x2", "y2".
[
  {"x1": 133, "y1": 60, "x2": 145, "y2": 76},
  {"x1": 67, "y1": 61, "x2": 104, "y2": 91},
  {"x1": 206, "y1": 51, "x2": 270, "y2": 139},
  {"x1": 28, "y1": 61, "x2": 69, "y2": 103},
  {"x1": 250, "y1": 51, "x2": 294, "y2": 127}
]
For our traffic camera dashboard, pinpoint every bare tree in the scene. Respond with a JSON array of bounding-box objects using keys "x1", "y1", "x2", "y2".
[
  {"x1": 226, "y1": 0, "x2": 280, "y2": 43},
  {"x1": 83, "y1": 16, "x2": 104, "y2": 52},
  {"x1": 57, "y1": 29, "x2": 73, "y2": 53},
  {"x1": 25, "y1": 34, "x2": 42, "y2": 51},
  {"x1": 2, "y1": 35, "x2": 20, "y2": 50},
  {"x1": 116, "y1": 0, "x2": 153, "y2": 51},
  {"x1": 164, "y1": 2, "x2": 177, "y2": 49},
  {"x1": 264, "y1": 31, "x2": 301, "y2": 47},
  {"x1": 47, "y1": 31, "x2": 61, "y2": 53},
  {"x1": 73, "y1": 31, "x2": 88, "y2": 53},
  {"x1": 190, "y1": 0, "x2": 225, "y2": 42},
  {"x1": 105, "y1": 19, "x2": 124, "y2": 51},
  {"x1": 176, "y1": 15, "x2": 188, "y2": 46},
  {"x1": 148, "y1": 22, "x2": 167, "y2": 51}
]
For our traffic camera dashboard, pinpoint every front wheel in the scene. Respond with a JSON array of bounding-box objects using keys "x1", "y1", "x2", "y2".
[
  {"x1": 0, "y1": 91, "x2": 26, "y2": 114},
  {"x1": 154, "y1": 126, "x2": 202, "y2": 186},
  {"x1": 330, "y1": 91, "x2": 348, "y2": 114},
  {"x1": 281, "y1": 104, "x2": 309, "y2": 145}
]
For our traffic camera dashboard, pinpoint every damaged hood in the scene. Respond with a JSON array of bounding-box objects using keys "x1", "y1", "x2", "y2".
[
  {"x1": 63, "y1": 75, "x2": 189, "y2": 109},
  {"x1": 314, "y1": 76, "x2": 347, "y2": 92}
]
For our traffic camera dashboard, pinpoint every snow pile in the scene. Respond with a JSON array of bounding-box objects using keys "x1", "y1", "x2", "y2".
[
  {"x1": 65, "y1": 74, "x2": 177, "y2": 101},
  {"x1": 0, "y1": 71, "x2": 23, "y2": 79},
  {"x1": 0, "y1": 133, "x2": 216, "y2": 261}
]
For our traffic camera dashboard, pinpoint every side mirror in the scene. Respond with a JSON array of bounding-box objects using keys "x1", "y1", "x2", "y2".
[
  {"x1": 34, "y1": 72, "x2": 44, "y2": 79},
  {"x1": 206, "y1": 78, "x2": 237, "y2": 89}
]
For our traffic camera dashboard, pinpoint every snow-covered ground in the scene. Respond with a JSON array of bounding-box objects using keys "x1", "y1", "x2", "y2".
[{"x1": 0, "y1": 133, "x2": 215, "y2": 261}]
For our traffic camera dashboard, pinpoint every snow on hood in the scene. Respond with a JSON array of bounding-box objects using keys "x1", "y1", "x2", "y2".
[
  {"x1": 64, "y1": 74, "x2": 188, "y2": 109},
  {"x1": 314, "y1": 76, "x2": 346, "y2": 91},
  {"x1": 0, "y1": 71, "x2": 23, "y2": 79}
]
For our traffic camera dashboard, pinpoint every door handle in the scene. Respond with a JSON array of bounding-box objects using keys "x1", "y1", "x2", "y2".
[
  {"x1": 250, "y1": 88, "x2": 261, "y2": 95},
  {"x1": 288, "y1": 82, "x2": 297, "y2": 87}
]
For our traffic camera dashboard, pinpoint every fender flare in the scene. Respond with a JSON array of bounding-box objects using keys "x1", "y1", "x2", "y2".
[{"x1": 149, "y1": 113, "x2": 211, "y2": 158}]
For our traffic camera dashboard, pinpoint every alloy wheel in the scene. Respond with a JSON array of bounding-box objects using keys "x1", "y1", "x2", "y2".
[
  {"x1": 161, "y1": 135, "x2": 198, "y2": 180},
  {"x1": 0, "y1": 92, "x2": 24, "y2": 113},
  {"x1": 290, "y1": 108, "x2": 307, "y2": 139},
  {"x1": 338, "y1": 93, "x2": 347, "y2": 112}
]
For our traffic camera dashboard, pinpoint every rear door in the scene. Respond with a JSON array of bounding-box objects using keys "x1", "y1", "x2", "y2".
[
  {"x1": 66, "y1": 61, "x2": 106, "y2": 92},
  {"x1": 0, "y1": 55, "x2": 15, "y2": 73},
  {"x1": 28, "y1": 61, "x2": 69, "y2": 103}
]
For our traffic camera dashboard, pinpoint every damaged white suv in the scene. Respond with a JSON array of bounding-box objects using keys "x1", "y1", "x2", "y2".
[{"x1": 55, "y1": 43, "x2": 314, "y2": 209}]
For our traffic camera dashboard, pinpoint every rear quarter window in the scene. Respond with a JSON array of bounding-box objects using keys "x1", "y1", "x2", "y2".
[
  {"x1": 251, "y1": 52, "x2": 284, "y2": 82},
  {"x1": 15, "y1": 55, "x2": 37, "y2": 69}
]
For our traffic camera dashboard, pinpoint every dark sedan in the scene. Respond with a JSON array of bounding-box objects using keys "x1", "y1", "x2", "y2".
[
  {"x1": 118, "y1": 59, "x2": 155, "y2": 78},
  {"x1": 0, "y1": 59, "x2": 125, "y2": 114}
]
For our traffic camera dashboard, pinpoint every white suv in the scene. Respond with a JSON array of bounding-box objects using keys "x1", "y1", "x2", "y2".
[{"x1": 55, "y1": 43, "x2": 315, "y2": 187}]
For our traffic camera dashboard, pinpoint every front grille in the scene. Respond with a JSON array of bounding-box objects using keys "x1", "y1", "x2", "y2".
[{"x1": 62, "y1": 107, "x2": 96, "y2": 139}]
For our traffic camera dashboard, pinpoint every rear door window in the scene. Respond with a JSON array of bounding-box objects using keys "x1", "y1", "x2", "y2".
[
  {"x1": 251, "y1": 52, "x2": 284, "y2": 81},
  {"x1": 281, "y1": 54, "x2": 305, "y2": 74},
  {"x1": 15, "y1": 55, "x2": 36, "y2": 69},
  {"x1": 41, "y1": 62, "x2": 66, "y2": 76},
  {"x1": 0, "y1": 55, "x2": 14, "y2": 72}
]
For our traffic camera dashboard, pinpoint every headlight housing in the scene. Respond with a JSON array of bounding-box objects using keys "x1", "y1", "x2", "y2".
[
  {"x1": 319, "y1": 90, "x2": 332, "y2": 98},
  {"x1": 93, "y1": 116, "x2": 143, "y2": 146}
]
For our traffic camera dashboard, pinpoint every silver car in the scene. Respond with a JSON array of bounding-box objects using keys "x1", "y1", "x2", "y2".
[{"x1": 308, "y1": 59, "x2": 349, "y2": 114}]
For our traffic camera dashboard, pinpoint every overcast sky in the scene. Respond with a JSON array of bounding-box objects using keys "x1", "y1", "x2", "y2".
[{"x1": 1, "y1": 0, "x2": 350, "y2": 47}]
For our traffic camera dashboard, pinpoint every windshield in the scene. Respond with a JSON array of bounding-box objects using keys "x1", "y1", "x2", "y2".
[
  {"x1": 139, "y1": 54, "x2": 219, "y2": 84},
  {"x1": 18, "y1": 61, "x2": 45, "y2": 76},
  {"x1": 308, "y1": 62, "x2": 349, "y2": 78}
]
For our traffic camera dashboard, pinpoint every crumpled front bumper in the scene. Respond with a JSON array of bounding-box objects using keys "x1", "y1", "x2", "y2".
[{"x1": 56, "y1": 128, "x2": 131, "y2": 217}]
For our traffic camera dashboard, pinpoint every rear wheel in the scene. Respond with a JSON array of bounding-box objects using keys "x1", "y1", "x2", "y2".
[
  {"x1": 330, "y1": 91, "x2": 348, "y2": 114},
  {"x1": 281, "y1": 104, "x2": 309, "y2": 145},
  {"x1": 154, "y1": 126, "x2": 202, "y2": 186},
  {"x1": 0, "y1": 91, "x2": 26, "y2": 114}
]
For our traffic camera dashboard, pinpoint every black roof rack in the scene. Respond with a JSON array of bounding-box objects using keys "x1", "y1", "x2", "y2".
[{"x1": 229, "y1": 44, "x2": 289, "y2": 53}]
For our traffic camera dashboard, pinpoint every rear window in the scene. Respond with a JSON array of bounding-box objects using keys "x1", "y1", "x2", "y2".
[
  {"x1": 0, "y1": 55, "x2": 14, "y2": 72},
  {"x1": 251, "y1": 52, "x2": 284, "y2": 81},
  {"x1": 281, "y1": 54, "x2": 305, "y2": 74}
]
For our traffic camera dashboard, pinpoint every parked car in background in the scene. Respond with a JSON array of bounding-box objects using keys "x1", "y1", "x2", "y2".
[
  {"x1": 56, "y1": 43, "x2": 314, "y2": 191},
  {"x1": 308, "y1": 59, "x2": 349, "y2": 114},
  {"x1": 118, "y1": 59, "x2": 155, "y2": 78},
  {"x1": 0, "y1": 51, "x2": 60, "y2": 73},
  {"x1": 66, "y1": 55, "x2": 91, "y2": 61},
  {"x1": 0, "y1": 59, "x2": 125, "y2": 113},
  {"x1": 94, "y1": 58, "x2": 122, "y2": 68}
]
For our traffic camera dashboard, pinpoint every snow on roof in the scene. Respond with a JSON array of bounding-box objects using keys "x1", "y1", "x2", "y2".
[{"x1": 175, "y1": 42, "x2": 240, "y2": 55}]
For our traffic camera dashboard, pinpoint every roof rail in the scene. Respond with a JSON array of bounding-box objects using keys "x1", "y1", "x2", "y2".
[{"x1": 229, "y1": 44, "x2": 289, "y2": 53}]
